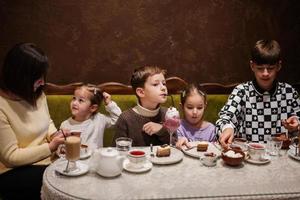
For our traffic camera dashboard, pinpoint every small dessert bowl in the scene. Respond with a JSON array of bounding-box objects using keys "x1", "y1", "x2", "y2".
[
  {"x1": 221, "y1": 149, "x2": 245, "y2": 166},
  {"x1": 200, "y1": 152, "x2": 217, "y2": 167}
]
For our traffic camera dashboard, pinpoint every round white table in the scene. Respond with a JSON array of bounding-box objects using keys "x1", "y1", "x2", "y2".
[{"x1": 41, "y1": 148, "x2": 300, "y2": 200}]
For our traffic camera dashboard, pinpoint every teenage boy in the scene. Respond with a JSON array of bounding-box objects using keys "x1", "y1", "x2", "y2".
[
  {"x1": 113, "y1": 66, "x2": 173, "y2": 146},
  {"x1": 216, "y1": 40, "x2": 300, "y2": 147}
]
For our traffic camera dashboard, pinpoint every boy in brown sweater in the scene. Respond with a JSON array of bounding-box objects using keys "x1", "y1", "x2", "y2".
[{"x1": 113, "y1": 66, "x2": 173, "y2": 146}]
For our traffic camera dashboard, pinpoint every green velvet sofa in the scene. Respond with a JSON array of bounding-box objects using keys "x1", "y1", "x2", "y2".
[{"x1": 45, "y1": 77, "x2": 233, "y2": 147}]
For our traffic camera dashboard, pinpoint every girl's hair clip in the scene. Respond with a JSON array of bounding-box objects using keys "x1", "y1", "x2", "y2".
[{"x1": 181, "y1": 90, "x2": 186, "y2": 98}]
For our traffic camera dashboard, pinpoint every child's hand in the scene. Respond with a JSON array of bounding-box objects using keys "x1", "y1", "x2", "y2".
[
  {"x1": 282, "y1": 116, "x2": 299, "y2": 132},
  {"x1": 103, "y1": 92, "x2": 112, "y2": 105},
  {"x1": 176, "y1": 137, "x2": 191, "y2": 149},
  {"x1": 143, "y1": 122, "x2": 163, "y2": 135}
]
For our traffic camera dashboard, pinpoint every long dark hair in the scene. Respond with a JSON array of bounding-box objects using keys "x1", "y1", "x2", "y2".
[{"x1": 0, "y1": 43, "x2": 49, "y2": 106}]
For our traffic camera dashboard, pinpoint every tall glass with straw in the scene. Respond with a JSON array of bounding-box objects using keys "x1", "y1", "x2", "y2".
[{"x1": 163, "y1": 107, "x2": 180, "y2": 146}]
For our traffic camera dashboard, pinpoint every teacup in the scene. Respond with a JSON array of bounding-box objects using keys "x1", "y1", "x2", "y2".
[
  {"x1": 70, "y1": 130, "x2": 81, "y2": 137},
  {"x1": 233, "y1": 138, "x2": 248, "y2": 152},
  {"x1": 80, "y1": 144, "x2": 89, "y2": 156},
  {"x1": 248, "y1": 143, "x2": 266, "y2": 161},
  {"x1": 127, "y1": 149, "x2": 146, "y2": 169},
  {"x1": 200, "y1": 152, "x2": 217, "y2": 167}
]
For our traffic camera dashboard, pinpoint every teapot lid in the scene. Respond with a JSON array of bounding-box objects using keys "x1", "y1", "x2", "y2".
[{"x1": 101, "y1": 147, "x2": 118, "y2": 157}]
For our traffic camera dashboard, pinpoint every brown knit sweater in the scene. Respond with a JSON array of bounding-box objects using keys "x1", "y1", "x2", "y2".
[{"x1": 113, "y1": 107, "x2": 176, "y2": 146}]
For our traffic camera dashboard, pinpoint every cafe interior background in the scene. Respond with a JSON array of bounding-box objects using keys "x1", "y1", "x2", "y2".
[{"x1": 0, "y1": 0, "x2": 299, "y2": 87}]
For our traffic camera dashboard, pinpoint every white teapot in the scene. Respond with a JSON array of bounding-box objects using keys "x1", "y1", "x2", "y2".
[{"x1": 91, "y1": 148, "x2": 125, "y2": 177}]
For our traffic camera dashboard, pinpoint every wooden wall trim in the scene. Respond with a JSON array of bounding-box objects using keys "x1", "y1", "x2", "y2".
[{"x1": 44, "y1": 78, "x2": 300, "y2": 95}]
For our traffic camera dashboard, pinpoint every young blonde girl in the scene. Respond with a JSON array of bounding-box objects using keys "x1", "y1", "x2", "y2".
[
  {"x1": 60, "y1": 84, "x2": 121, "y2": 149},
  {"x1": 176, "y1": 84, "x2": 216, "y2": 149}
]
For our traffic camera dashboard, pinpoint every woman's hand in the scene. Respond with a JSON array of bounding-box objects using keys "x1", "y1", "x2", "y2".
[{"x1": 48, "y1": 130, "x2": 70, "y2": 152}]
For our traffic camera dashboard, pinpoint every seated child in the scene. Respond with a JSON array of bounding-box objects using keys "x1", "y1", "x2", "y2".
[
  {"x1": 113, "y1": 66, "x2": 173, "y2": 146},
  {"x1": 60, "y1": 84, "x2": 121, "y2": 149},
  {"x1": 176, "y1": 84, "x2": 216, "y2": 149}
]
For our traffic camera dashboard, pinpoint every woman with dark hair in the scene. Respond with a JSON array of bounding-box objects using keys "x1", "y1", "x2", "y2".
[{"x1": 0, "y1": 43, "x2": 67, "y2": 199}]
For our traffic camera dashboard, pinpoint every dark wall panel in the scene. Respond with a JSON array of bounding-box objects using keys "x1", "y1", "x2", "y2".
[{"x1": 0, "y1": 0, "x2": 299, "y2": 85}]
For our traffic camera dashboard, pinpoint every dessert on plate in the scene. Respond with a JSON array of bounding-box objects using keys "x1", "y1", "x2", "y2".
[
  {"x1": 197, "y1": 141, "x2": 208, "y2": 151},
  {"x1": 156, "y1": 144, "x2": 171, "y2": 157}
]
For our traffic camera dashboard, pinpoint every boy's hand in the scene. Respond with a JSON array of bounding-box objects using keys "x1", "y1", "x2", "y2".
[
  {"x1": 282, "y1": 116, "x2": 299, "y2": 132},
  {"x1": 143, "y1": 122, "x2": 163, "y2": 135},
  {"x1": 219, "y1": 128, "x2": 234, "y2": 149},
  {"x1": 103, "y1": 92, "x2": 112, "y2": 106}
]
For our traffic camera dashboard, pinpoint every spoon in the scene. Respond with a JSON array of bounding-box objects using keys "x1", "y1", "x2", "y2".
[
  {"x1": 150, "y1": 144, "x2": 154, "y2": 157},
  {"x1": 64, "y1": 160, "x2": 70, "y2": 173}
]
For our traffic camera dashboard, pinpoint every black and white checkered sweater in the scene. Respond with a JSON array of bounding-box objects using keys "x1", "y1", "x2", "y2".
[{"x1": 216, "y1": 81, "x2": 300, "y2": 143}]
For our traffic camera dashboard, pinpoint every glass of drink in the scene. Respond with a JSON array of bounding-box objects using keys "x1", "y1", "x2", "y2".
[
  {"x1": 115, "y1": 137, "x2": 132, "y2": 155},
  {"x1": 64, "y1": 136, "x2": 81, "y2": 172},
  {"x1": 164, "y1": 107, "x2": 180, "y2": 146}
]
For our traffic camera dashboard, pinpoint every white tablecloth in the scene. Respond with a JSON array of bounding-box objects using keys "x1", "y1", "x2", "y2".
[{"x1": 41, "y1": 149, "x2": 300, "y2": 200}]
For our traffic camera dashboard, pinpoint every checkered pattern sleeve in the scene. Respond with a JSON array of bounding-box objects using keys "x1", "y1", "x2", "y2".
[
  {"x1": 215, "y1": 83, "x2": 246, "y2": 136},
  {"x1": 290, "y1": 86, "x2": 300, "y2": 119}
]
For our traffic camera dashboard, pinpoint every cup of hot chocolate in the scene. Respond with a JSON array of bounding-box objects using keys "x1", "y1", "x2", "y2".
[
  {"x1": 248, "y1": 143, "x2": 266, "y2": 161},
  {"x1": 65, "y1": 136, "x2": 81, "y2": 161},
  {"x1": 127, "y1": 149, "x2": 146, "y2": 169}
]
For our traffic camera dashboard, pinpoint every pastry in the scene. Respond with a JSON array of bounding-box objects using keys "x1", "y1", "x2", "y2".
[
  {"x1": 156, "y1": 144, "x2": 171, "y2": 157},
  {"x1": 197, "y1": 141, "x2": 208, "y2": 151}
]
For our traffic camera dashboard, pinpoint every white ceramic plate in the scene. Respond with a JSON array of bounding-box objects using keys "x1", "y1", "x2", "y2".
[
  {"x1": 288, "y1": 148, "x2": 300, "y2": 161},
  {"x1": 245, "y1": 155, "x2": 271, "y2": 165},
  {"x1": 182, "y1": 142, "x2": 222, "y2": 158},
  {"x1": 123, "y1": 159, "x2": 152, "y2": 173},
  {"x1": 80, "y1": 149, "x2": 92, "y2": 160},
  {"x1": 149, "y1": 146, "x2": 183, "y2": 165},
  {"x1": 55, "y1": 160, "x2": 89, "y2": 176}
]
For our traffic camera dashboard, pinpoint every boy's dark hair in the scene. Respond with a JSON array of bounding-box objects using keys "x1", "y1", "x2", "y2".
[
  {"x1": 130, "y1": 66, "x2": 167, "y2": 93},
  {"x1": 76, "y1": 84, "x2": 104, "y2": 115},
  {"x1": 251, "y1": 40, "x2": 281, "y2": 65},
  {"x1": 0, "y1": 43, "x2": 49, "y2": 106},
  {"x1": 180, "y1": 83, "x2": 207, "y2": 105}
]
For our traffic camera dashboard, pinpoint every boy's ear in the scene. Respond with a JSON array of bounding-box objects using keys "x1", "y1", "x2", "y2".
[
  {"x1": 277, "y1": 60, "x2": 282, "y2": 71},
  {"x1": 250, "y1": 60, "x2": 255, "y2": 71},
  {"x1": 136, "y1": 87, "x2": 145, "y2": 98}
]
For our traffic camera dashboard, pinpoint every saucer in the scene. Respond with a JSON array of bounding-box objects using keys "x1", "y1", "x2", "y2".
[
  {"x1": 123, "y1": 159, "x2": 152, "y2": 173},
  {"x1": 288, "y1": 148, "x2": 300, "y2": 161},
  {"x1": 55, "y1": 160, "x2": 89, "y2": 176},
  {"x1": 80, "y1": 149, "x2": 92, "y2": 160},
  {"x1": 245, "y1": 155, "x2": 271, "y2": 165}
]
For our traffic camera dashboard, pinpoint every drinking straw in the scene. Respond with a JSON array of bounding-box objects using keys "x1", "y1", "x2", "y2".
[{"x1": 61, "y1": 129, "x2": 67, "y2": 140}]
